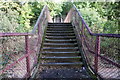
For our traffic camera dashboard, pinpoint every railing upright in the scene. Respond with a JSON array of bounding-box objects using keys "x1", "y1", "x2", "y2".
[
  {"x1": 0, "y1": 5, "x2": 53, "y2": 78},
  {"x1": 64, "y1": 4, "x2": 120, "y2": 79},
  {"x1": 81, "y1": 21, "x2": 84, "y2": 47},
  {"x1": 25, "y1": 35, "x2": 30, "y2": 77},
  {"x1": 94, "y1": 36, "x2": 100, "y2": 73}
]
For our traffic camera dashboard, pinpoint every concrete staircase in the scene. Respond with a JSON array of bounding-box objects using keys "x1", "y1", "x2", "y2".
[{"x1": 40, "y1": 23, "x2": 83, "y2": 66}]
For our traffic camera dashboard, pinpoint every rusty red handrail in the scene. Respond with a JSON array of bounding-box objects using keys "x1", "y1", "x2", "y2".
[
  {"x1": 0, "y1": 5, "x2": 52, "y2": 78},
  {"x1": 65, "y1": 4, "x2": 120, "y2": 79},
  {"x1": 0, "y1": 33, "x2": 33, "y2": 37},
  {"x1": 32, "y1": 5, "x2": 47, "y2": 34},
  {"x1": 82, "y1": 35, "x2": 120, "y2": 68},
  {"x1": 0, "y1": 5, "x2": 52, "y2": 37}
]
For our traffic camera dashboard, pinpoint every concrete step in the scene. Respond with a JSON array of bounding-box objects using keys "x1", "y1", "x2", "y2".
[
  {"x1": 47, "y1": 28, "x2": 73, "y2": 31},
  {"x1": 45, "y1": 36, "x2": 76, "y2": 39},
  {"x1": 42, "y1": 51, "x2": 80, "y2": 54},
  {"x1": 40, "y1": 62, "x2": 83, "y2": 66},
  {"x1": 43, "y1": 43, "x2": 78, "y2": 47},
  {"x1": 44, "y1": 39, "x2": 77, "y2": 43},
  {"x1": 48, "y1": 23, "x2": 72, "y2": 26},
  {"x1": 46, "y1": 33, "x2": 75, "y2": 36},
  {"x1": 40, "y1": 56, "x2": 81, "y2": 60},
  {"x1": 42, "y1": 47, "x2": 79, "y2": 52},
  {"x1": 46, "y1": 31, "x2": 74, "y2": 33},
  {"x1": 47, "y1": 26, "x2": 73, "y2": 28}
]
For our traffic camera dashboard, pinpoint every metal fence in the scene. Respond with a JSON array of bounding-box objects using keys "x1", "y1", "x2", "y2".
[
  {"x1": 64, "y1": 4, "x2": 120, "y2": 80},
  {"x1": 0, "y1": 5, "x2": 52, "y2": 78}
]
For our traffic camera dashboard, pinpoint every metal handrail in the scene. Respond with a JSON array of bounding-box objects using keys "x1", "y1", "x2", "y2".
[
  {"x1": 32, "y1": 5, "x2": 47, "y2": 34},
  {"x1": 0, "y1": 33, "x2": 32, "y2": 37},
  {"x1": 0, "y1": 5, "x2": 51, "y2": 78},
  {"x1": 70, "y1": 5, "x2": 120, "y2": 79},
  {"x1": 0, "y1": 5, "x2": 51, "y2": 37}
]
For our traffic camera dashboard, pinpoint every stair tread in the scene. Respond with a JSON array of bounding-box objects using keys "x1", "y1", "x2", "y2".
[
  {"x1": 42, "y1": 51, "x2": 80, "y2": 54},
  {"x1": 48, "y1": 26, "x2": 73, "y2": 28},
  {"x1": 48, "y1": 23, "x2": 72, "y2": 26},
  {"x1": 45, "y1": 36, "x2": 76, "y2": 38},
  {"x1": 47, "y1": 28, "x2": 73, "y2": 30},
  {"x1": 46, "y1": 31, "x2": 74, "y2": 33},
  {"x1": 47, "y1": 29, "x2": 73, "y2": 31},
  {"x1": 46, "y1": 33, "x2": 75, "y2": 36},
  {"x1": 40, "y1": 23, "x2": 83, "y2": 67},
  {"x1": 46, "y1": 33, "x2": 75, "y2": 34},
  {"x1": 48, "y1": 23, "x2": 71, "y2": 24},
  {"x1": 47, "y1": 27, "x2": 73, "y2": 28},
  {"x1": 43, "y1": 47, "x2": 78, "y2": 50},
  {"x1": 40, "y1": 62, "x2": 83, "y2": 65},
  {"x1": 48, "y1": 25, "x2": 72, "y2": 26},
  {"x1": 43, "y1": 43, "x2": 77, "y2": 45},
  {"x1": 46, "y1": 35, "x2": 75, "y2": 36},
  {"x1": 45, "y1": 39, "x2": 76, "y2": 42},
  {"x1": 48, "y1": 22, "x2": 71, "y2": 24},
  {"x1": 41, "y1": 56, "x2": 81, "y2": 59},
  {"x1": 46, "y1": 36, "x2": 75, "y2": 37}
]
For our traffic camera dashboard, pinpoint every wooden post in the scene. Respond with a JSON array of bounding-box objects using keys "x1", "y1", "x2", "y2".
[
  {"x1": 25, "y1": 35, "x2": 30, "y2": 77},
  {"x1": 94, "y1": 36, "x2": 100, "y2": 73}
]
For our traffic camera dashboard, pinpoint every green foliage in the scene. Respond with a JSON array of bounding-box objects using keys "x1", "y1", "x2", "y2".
[
  {"x1": 103, "y1": 20, "x2": 118, "y2": 34},
  {"x1": 0, "y1": 2, "x2": 64, "y2": 32},
  {"x1": 0, "y1": 2, "x2": 119, "y2": 33},
  {"x1": 61, "y1": 2, "x2": 73, "y2": 15},
  {"x1": 72, "y1": 2, "x2": 119, "y2": 63},
  {"x1": 0, "y1": 2, "x2": 19, "y2": 32},
  {"x1": 46, "y1": 1, "x2": 63, "y2": 17},
  {"x1": 79, "y1": 6, "x2": 105, "y2": 33},
  {"x1": 0, "y1": 1, "x2": 119, "y2": 71},
  {"x1": 18, "y1": 3, "x2": 33, "y2": 32},
  {"x1": 73, "y1": 2, "x2": 119, "y2": 34},
  {"x1": 30, "y1": 2, "x2": 44, "y2": 24}
]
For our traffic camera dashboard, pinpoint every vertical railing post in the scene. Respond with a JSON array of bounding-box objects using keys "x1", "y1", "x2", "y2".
[
  {"x1": 38, "y1": 23, "x2": 40, "y2": 36},
  {"x1": 25, "y1": 35, "x2": 30, "y2": 77},
  {"x1": 94, "y1": 36, "x2": 100, "y2": 73},
  {"x1": 74, "y1": 10, "x2": 77, "y2": 25},
  {"x1": 81, "y1": 20, "x2": 84, "y2": 46}
]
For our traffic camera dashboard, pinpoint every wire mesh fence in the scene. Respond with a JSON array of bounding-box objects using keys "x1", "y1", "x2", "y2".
[
  {"x1": 0, "y1": 5, "x2": 50, "y2": 78},
  {"x1": 69, "y1": 5, "x2": 120, "y2": 80},
  {"x1": 97, "y1": 37, "x2": 120, "y2": 79},
  {"x1": 98, "y1": 57, "x2": 120, "y2": 79},
  {"x1": 0, "y1": 36, "x2": 27, "y2": 78}
]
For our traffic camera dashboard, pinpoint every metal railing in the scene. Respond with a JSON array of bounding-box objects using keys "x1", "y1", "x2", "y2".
[
  {"x1": 0, "y1": 5, "x2": 52, "y2": 78},
  {"x1": 64, "y1": 5, "x2": 120, "y2": 79}
]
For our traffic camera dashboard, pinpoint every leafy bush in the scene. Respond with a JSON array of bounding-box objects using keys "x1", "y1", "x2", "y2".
[
  {"x1": 0, "y1": 2, "x2": 19, "y2": 32},
  {"x1": 46, "y1": 1, "x2": 63, "y2": 17},
  {"x1": 79, "y1": 6, "x2": 105, "y2": 33},
  {"x1": 0, "y1": 2, "x2": 64, "y2": 32},
  {"x1": 61, "y1": 2, "x2": 73, "y2": 15},
  {"x1": 73, "y1": 2, "x2": 119, "y2": 63}
]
